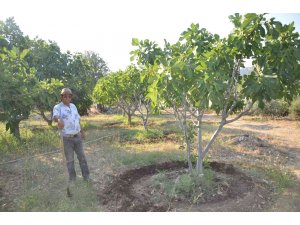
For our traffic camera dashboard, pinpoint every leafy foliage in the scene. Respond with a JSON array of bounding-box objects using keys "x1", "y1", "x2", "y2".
[
  {"x1": 130, "y1": 13, "x2": 300, "y2": 173},
  {"x1": 1, "y1": 17, "x2": 110, "y2": 137},
  {"x1": 252, "y1": 100, "x2": 290, "y2": 117},
  {"x1": 289, "y1": 96, "x2": 300, "y2": 120},
  {"x1": 0, "y1": 46, "x2": 37, "y2": 138},
  {"x1": 93, "y1": 65, "x2": 151, "y2": 126}
]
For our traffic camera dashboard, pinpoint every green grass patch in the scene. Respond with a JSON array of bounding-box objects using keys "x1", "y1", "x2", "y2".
[
  {"x1": 0, "y1": 124, "x2": 60, "y2": 161},
  {"x1": 80, "y1": 120, "x2": 99, "y2": 130},
  {"x1": 16, "y1": 180, "x2": 98, "y2": 211},
  {"x1": 119, "y1": 150, "x2": 184, "y2": 167},
  {"x1": 135, "y1": 128, "x2": 164, "y2": 141}
]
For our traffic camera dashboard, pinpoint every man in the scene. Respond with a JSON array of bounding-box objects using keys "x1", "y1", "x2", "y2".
[{"x1": 53, "y1": 88, "x2": 90, "y2": 182}]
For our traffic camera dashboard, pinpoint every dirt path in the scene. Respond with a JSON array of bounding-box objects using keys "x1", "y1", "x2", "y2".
[
  {"x1": 225, "y1": 117, "x2": 300, "y2": 177},
  {"x1": 209, "y1": 115, "x2": 300, "y2": 211},
  {"x1": 205, "y1": 115, "x2": 300, "y2": 173}
]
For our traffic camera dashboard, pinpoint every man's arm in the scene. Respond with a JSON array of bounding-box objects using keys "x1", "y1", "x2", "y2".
[
  {"x1": 54, "y1": 116, "x2": 64, "y2": 129},
  {"x1": 53, "y1": 107, "x2": 64, "y2": 129}
]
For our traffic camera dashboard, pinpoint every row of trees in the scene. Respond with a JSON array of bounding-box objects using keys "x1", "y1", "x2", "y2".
[
  {"x1": 0, "y1": 17, "x2": 109, "y2": 138},
  {"x1": 93, "y1": 13, "x2": 300, "y2": 174},
  {"x1": 2, "y1": 14, "x2": 300, "y2": 174}
]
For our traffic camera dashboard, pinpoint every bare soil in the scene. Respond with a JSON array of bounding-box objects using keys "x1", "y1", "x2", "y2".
[{"x1": 98, "y1": 161, "x2": 274, "y2": 211}]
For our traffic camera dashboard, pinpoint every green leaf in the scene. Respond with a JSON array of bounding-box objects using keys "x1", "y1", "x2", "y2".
[
  {"x1": 294, "y1": 48, "x2": 300, "y2": 59},
  {"x1": 20, "y1": 49, "x2": 29, "y2": 59},
  {"x1": 132, "y1": 38, "x2": 140, "y2": 46},
  {"x1": 242, "y1": 13, "x2": 257, "y2": 29},
  {"x1": 229, "y1": 13, "x2": 242, "y2": 27},
  {"x1": 258, "y1": 25, "x2": 265, "y2": 37},
  {"x1": 271, "y1": 29, "x2": 280, "y2": 39}
]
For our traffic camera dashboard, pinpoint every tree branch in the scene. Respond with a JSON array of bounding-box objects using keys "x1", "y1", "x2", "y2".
[{"x1": 225, "y1": 101, "x2": 254, "y2": 124}]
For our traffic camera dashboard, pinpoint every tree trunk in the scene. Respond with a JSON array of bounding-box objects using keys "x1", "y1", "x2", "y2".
[
  {"x1": 183, "y1": 122, "x2": 192, "y2": 172},
  {"x1": 143, "y1": 119, "x2": 148, "y2": 130},
  {"x1": 196, "y1": 120, "x2": 204, "y2": 175},
  {"x1": 40, "y1": 110, "x2": 52, "y2": 126},
  {"x1": 7, "y1": 120, "x2": 21, "y2": 139},
  {"x1": 13, "y1": 122, "x2": 21, "y2": 139},
  {"x1": 203, "y1": 122, "x2": 225, "y2": 159},
  {"x1": 141, "y1": 109, "x2": 149, "y2": 131},
  {"x1": 96, "y1": 104, "x2": 107, "y2": 113},
  {"x1": 186, "y1": 141, "x2": 192, "y2": 172},
  {"x1": 127, "y1": 113, "x2": 132, "y2": 125}
]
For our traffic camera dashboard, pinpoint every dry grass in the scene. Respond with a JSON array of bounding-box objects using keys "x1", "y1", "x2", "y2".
[{"x1": 1, "y1": 112, "x2": 300, "y2": 211}]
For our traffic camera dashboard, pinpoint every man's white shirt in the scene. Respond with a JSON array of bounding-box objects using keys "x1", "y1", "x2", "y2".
[{"x1": 53, "y1": 102, "x2": 81, "y2": 135}]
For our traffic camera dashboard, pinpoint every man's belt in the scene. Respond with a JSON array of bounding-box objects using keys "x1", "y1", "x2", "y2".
[{"x1": 63, "y1": 133, "x2": 79, "y2": 138}]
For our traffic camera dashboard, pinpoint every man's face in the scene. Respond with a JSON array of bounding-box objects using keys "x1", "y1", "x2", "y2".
[{"x1": 61, "y1": 94, "x2": 72, "y2": 105}]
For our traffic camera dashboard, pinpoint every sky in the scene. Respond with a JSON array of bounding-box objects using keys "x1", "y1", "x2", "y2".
[{"x1": 0, "y1": 0, "x2": 299, "y2": 72}]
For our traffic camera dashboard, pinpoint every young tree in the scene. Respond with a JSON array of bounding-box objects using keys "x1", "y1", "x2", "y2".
[{"x1": 131, "y1": 13, "x2": 300, "y2": 174}]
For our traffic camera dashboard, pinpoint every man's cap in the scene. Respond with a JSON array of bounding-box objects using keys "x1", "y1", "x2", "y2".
[{"x1": 60, "y1": 88, "x2": 72, "y2": 95}]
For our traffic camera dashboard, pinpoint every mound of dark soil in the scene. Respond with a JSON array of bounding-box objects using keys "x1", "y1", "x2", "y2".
[{"x1": 98, "y1": 161, "x2": 272, "y2": 212}]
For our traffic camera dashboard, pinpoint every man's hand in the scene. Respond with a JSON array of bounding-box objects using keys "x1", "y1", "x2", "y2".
[
  {"x1": 57, "y1": 118, "x2": 64, "y2": 129},
  {"x1": 80, "y1": 130, "x2": 85, "y2": 139}
]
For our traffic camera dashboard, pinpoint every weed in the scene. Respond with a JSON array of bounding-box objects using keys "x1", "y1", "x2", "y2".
[
  {"x1": 265, "y1": 166, "x2": 296, "y2": 191},
  {"x1": 135, "y1": 129, "x2": 164, "y2": 141},
  {"x1": 80, "y1": 120, "x2": 99, "y2": 130},
  {"x1": 151, "y1": 168, "x2": 217, "y2": 203}
]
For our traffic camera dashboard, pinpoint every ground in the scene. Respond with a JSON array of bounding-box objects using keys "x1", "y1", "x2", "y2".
[
  {"x1": 1, "y1": 114, "x2": 300, "y2": 211},
  {"x1": 95, "y1": 115, "x2": 300, "y2": 211}
]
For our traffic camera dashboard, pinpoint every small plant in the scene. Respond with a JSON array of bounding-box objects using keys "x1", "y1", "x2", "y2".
[
  {"x1": 289, "y1": 96, "x2": 300, "y2": 120},
  {"x1": 0, "y1": 132, "x2": 22, "y2": 155},
  {"x1": 265, "y1": 166, "x2": 296, "y2": 191},
  {"x1": 135, "y1": 129, "x2": 164, "y2": 141},
  {"x1": 151, "y1": 168, "x2": 217, "y2": 203},
  {"x1": 173, "y1": 173, "x2": 195, "y2": 196},
  {"x1": 252, "y1": 100, "x2": 289, "y2": 118}
]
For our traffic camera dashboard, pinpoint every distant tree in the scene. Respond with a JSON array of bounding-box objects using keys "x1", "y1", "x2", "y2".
[
  {"x1": 65, "y1": 52, "x2": 95, "y2": 115},
  {"x1": 27, "y1": 38, "x2": 66, "y2": 124},
  {"x1": 0, "y1": 17, "x2": 30, "y2": 51},
  {"x1": 83, "y1": 51, "x2": 110, "y2": 113},
  {"x1": 128, "y1": 65, "x2": 152, "y2": 130},
  {"x1": 0, "y1": 46, "x2": 36, "y2": 138},
  {"x1": 93, "y1": 65, "x2": 150, "y2": 127},
  {"x1": 0, "y1": 18, "x2": 37, "y2": 138},
  {"x1": 84, "y1": 51, "x2": 110, "y2": 79},
  {"x1": 93, "y1": 67, "x2": 137, "y2": 125}
]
